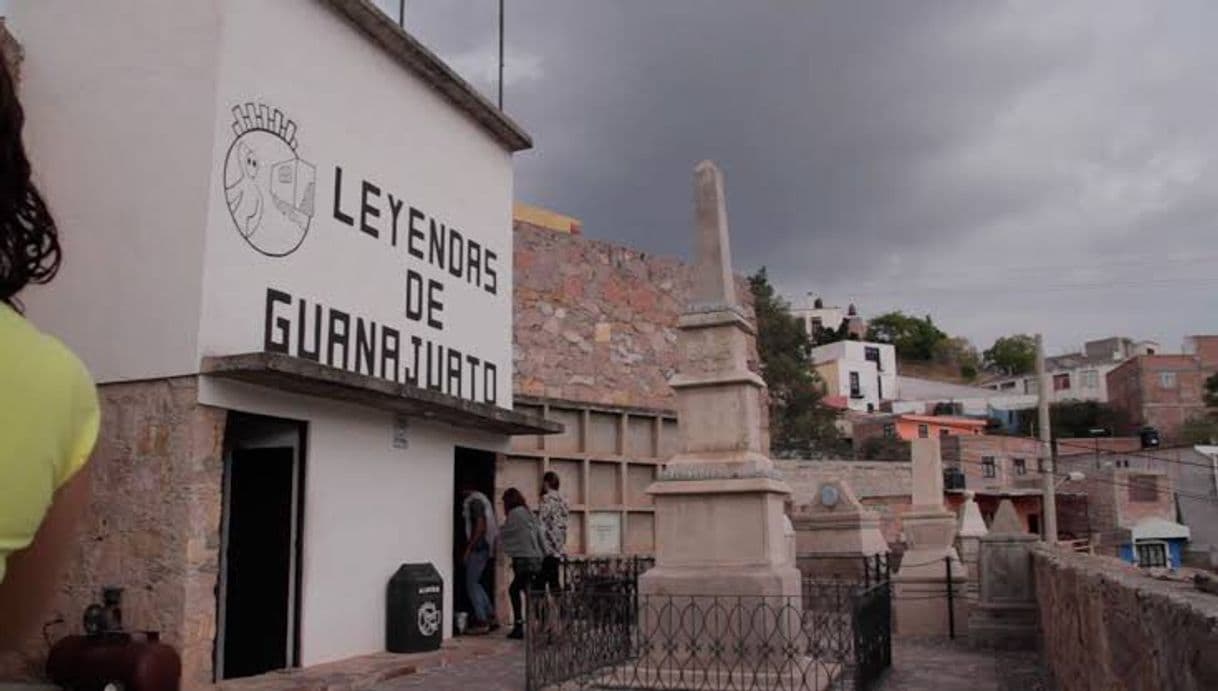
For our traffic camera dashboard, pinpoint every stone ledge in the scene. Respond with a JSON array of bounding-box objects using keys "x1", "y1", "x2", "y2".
[{"x1": 202, "y1": 353, "x2": 561, "y2": 436}]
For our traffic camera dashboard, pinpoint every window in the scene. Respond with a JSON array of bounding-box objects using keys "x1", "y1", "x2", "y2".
[
  {"x1": 1025, "y1": 379, "x2": 1039, "y2": 394},
  {"x1": 1053, "y1": 373, "x2": 1071, "y2": 391},
  {"x1": 1037, "y1": 457, "x2": 1046, "y2": 473},
  {"x1": 882, "y1": 423, "x2": 896, "y2": 438},
  {"x1": 849, "y1": 371, "x2": 861, "y2": 398},
  {"x1": 877, "y1": 376, "x2": 883, "y2": 400},
  {"x1": 864, "y1": 346, "x2": 882, "y2": 371},
  {"x1": 939, "y1": 428, "x2": 950, "y2": 437},
  {"x1": 918, "y1": 424, "x2": 929, "y2": 439},
  {"x1": 810, "y1": 317, "x2": 822, "y2": 334},
  {"x1": 1081, "y1": 370, "x2": 1099, "y2": 388},
  {"x1": 1014, "y1": 458, "x2": 1027, "y2": 475},
  {"x1": 999, "y1": 381, "x2": 1017, "y2": 390},
  {"x1": 982, "y1": 456, "x2": 996, "y2": 478},
  {"x1": 1135, "y1": 542, "x2": 1168, "y2": 568},
  {"x1": 1128, "y1": 475, "x2": 1159, "y2": 502},
  {"x1": 1159, "y1": 371, "x2": 1177, "y2": 389},
  {"x1": 1028, "y1": 513, "x2": 1040, "y2": 537}
]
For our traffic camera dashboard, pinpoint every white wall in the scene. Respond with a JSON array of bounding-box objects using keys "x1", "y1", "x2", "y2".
[
  {"x1": 200, "y1": 377, "x2": 508, "y2": 666},
  {"x1": 812, "y1": 340, "x2": 897, "y2": 409},
  {"x1": 8, "y1": 0, "x2": 222, "y2": 381},
  {"x1": 199, "y1": 0, "x2": 514, "y2": 408}
]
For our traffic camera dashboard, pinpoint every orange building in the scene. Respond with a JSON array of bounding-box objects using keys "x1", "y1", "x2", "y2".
[{"x1": 892, "y1": 414, "x2": 987, "y2": 440}]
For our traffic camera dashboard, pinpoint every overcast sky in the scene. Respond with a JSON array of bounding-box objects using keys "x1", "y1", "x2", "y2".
[{"x1": 384, "y1": 1, "x2": 1216, "y2": 355}]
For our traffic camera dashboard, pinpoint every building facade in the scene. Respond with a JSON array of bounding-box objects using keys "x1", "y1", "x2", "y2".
[
  {"x1": 0, "y1": 1, "x2": 556, "y2": 683},
  {"x1": 812, "y1": 340, "x2": 897, "y2": 412},
  {"x1": 982, "y1": 336, "x2": 1160, "y2": 403},
  {"x1": 1107, "y1": 354, "x2": 1210, "y2": 441}
]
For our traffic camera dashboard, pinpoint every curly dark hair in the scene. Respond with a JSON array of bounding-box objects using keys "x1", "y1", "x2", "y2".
[{"x1": 0, "y1": 56, "x2": 60, "y2": 308}]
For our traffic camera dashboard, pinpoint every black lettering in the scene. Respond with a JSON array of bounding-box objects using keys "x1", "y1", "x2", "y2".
[
  {"x1": 359, "y1": 180, "x2": 381, "y2": 238},
  {"x1": 426, "y1": 342, "x2": 444, "y2": 391},
  {"x1": 405, "y1": 270, "x2": 424, "y2": 322},
  {"x1": 407, "y1": 336, "x2": 423, "y2": 386},
  {"x1": 407, "y1": 207, "x2": 425, "y2": 260},
  {"x1": 264, "y1": 288, "x2": 292, "y2": 354},
  {"x1": 387, "y1": 194, "x2": 404, "y2": 247},
  {"x1": 447, "y1": 347, "x2": 463, "y2": 397},
  {"x1": 484, "y1": 249, "x2": 498, "y2": 295},
  {"x1": 297, "y1": 298, "x2": 322, "y2": 361},
  {"x1": 484, "y1": 362, "x2": 498, "y2": 405},
  {"x1": 429, "y1": 220, "x2": 446, "y2": 270},
  {"x1": 354, "y1": 318, "x2": 376, "y2": 376},
  {"x1": 447, "y1": 228, "x2": 464, "y2": 279},
  {"x1": 332, "y1": 167, "x2": 354, "y2": 226},
  {"x1": 465, "y1": 354, "x2": 480, "y2": 401},
  {"x1": 466, "y1": 239, "x2": 482, "y2": 286},
  {"x1": 427, "y1": 279, "x2": 444, "y2": 330},
  {"x1": 381, "y1": 327, "x2": 401, "y2": 382},
  {"x1": 327, "y1": 309, "x2": 350, "y2": 370}
]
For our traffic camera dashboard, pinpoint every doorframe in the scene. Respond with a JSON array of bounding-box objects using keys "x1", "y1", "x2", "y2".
[{"x1": 214, "y1": 413, "x2": 308, "y2": 681}]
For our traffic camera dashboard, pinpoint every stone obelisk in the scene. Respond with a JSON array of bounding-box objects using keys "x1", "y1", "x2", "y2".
[{"x1": 640, "y1": 160, "x2": 800, "y2": 601}]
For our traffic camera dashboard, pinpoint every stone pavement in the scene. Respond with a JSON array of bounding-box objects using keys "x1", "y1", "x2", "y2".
[
  {"x1": 876, "y1": 637, "x2": 1051, "y2": 691},
  {"x1": 368, "y1": 635, "x2": 524, "y2": 691}
]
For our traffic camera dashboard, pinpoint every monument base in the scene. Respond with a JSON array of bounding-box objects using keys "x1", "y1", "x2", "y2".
[
  {"x1": 968, "y1": 602, "x2": 1038, "y2": 650},
  {"x1": 592, "y1": 658, "x2": 840, "y2": 691},
  {"x1": 894, "y1": 510, "x2": 969, "y2": 636}
]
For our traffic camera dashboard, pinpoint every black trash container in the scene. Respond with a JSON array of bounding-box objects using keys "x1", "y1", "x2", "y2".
[{"x1": 386, "y1": 563, "x2": 443, "y2": 653}]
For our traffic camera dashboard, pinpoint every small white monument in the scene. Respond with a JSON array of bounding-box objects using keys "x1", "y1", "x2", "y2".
[{"x1": 893, "y1": 437, "x2": 968, "y2": 636}]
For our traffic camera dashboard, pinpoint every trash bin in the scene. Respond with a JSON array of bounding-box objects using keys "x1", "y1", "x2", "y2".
[{"x1": 387, "y1": 563, "x2": 444, "y2": 653}]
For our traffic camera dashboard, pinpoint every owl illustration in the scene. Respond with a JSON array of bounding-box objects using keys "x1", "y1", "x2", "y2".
[{"x1": 224, "y1": 141, "x2": 264, "y2": 238}]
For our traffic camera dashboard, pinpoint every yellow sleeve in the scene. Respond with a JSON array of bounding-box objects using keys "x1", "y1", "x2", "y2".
[{"x1": 54, "y1": 354, "x2": 100, "y2": 490}]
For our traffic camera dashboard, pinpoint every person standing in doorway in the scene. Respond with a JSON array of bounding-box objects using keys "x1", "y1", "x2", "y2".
[
  {"x1": 538, "y1": 471, "x2": 569, "y2": 592},
  {"x1": 460, "y1": 486, "x2": 498, "y2": 634},
  {"x1": 499, "y1": 487, "x2": 543, "y2": 639}
]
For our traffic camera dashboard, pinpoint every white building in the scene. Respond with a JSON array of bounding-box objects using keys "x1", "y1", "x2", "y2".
[
  {"x1": 891, "y1": 376, "x2": 1037, "y2": 417},
  {"x1": 812, "y1": 340, "x2": 897, "y2": 412},
  {"x1": 6, "y1": 0, "x2": 555, "y2": 683},
  {"x1": 982, "y1": 336, "x2": 1160, "y2": 403},
  {"x1": 792, "y1": 295, "x2": 846, "y2": 338}
]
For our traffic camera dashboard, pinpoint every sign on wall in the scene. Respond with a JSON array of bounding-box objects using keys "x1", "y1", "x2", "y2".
[{"x1": 587, "y1": 512, "x2": 623, "y2": 555}]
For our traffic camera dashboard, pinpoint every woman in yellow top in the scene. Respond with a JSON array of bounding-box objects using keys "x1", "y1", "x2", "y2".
[{"x1": 0, "y1": 54, "x2": 99, "y2": 585}]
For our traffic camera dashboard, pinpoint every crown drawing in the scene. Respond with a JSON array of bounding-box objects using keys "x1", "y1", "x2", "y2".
[{"x1": 230, "y1": 102, "x2": 299, "y2": 152}]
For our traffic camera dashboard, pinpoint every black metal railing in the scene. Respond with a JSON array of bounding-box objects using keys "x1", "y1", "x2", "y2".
[
  {"x1": 559, "y1": 555, "x2": 655, "y2": 594},
  {"x1": 526, "y1": 560, "x2": 891, "y2": 691}
]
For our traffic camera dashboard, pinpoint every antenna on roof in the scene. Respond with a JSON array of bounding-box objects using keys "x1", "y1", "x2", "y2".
[{"x1": 498, "y1": 0, "x2": 505, "y2": 109}]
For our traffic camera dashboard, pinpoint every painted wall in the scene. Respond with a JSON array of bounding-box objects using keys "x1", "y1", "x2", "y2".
[
  {"x1": 199, "y1": 0, "x2": 514, "y2": 409},
  {"x1": 200, "y1": 378, "x2": 508, "y2": 667},
  {"x1": 7, "y1": 0, "x2": 222, "y2": 381},
  {"x1": 811, "y1": 340, "x2": 897, "y2": 411}
]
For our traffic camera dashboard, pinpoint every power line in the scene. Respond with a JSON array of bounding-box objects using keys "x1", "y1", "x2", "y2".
[{"x1": 1051, "y1": 436, "x2": 1218, "y2": 472}]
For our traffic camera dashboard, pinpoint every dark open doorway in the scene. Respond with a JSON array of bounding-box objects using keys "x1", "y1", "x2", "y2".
[
  {"x1": 216, "y1": 413, "x2": 306, "y2": 680},
  {"x1": 453, "y1": 447, "x2": 497, "y2": 628}
]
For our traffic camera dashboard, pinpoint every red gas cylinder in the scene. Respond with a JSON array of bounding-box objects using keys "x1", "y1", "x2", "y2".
[{"x1": 46, "y1": 632, "x2": 181, "y2": 691}]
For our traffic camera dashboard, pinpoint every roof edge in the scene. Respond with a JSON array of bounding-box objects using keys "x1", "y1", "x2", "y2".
[{"x1": 320, "y1": 0, "x2": 532, "y2": 152}]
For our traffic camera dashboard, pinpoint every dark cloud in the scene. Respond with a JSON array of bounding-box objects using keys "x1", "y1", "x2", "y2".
[{"x1": 390, "y1": 1, "x2": 1218, "y2": 352}]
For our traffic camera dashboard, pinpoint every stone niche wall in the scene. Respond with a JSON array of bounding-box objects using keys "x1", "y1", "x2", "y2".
[
  {"x1": 513, "y1": 221, "x2": 758, "y2": 412},
  {"x1": 778, "y1": 459, "x2": 912, "y2": 545},
  {"x1": 1033, "y1": 546, "x2": 1218, "y2": 691},
  {"x1": 0, "y1": 377, "x2": 225, "y2": 686}
]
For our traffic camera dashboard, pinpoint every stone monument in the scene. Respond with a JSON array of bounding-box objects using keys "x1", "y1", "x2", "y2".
[
  {"x1": 968, "y1": 499, "x2": 1038, "y2": 649},
  {"x1": 893, "y1": 437, "x2": 968, "y2": 636},
  {"x1": 637, "y1": 160, "x2": 801, "y2": 675},
  {"x1": 790, "y1": 479, "x2": 889, "y2": 581},
  {"x1": 955, "y1": 490, "x2": 988, "y2": 604}
]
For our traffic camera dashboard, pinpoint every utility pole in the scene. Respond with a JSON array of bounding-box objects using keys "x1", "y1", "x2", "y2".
[
  {"x1": 1037, "y1": 333, "x2": 1057, "y2": 543},
  {"x1": 497, "y1": 0, "x2": 505, "y2": 110}
]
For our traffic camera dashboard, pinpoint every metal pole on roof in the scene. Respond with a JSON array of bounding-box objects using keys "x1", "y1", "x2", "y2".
[
  {"x1": 398, "y1": 0, "x2": 405, "y2": 27},
  {"x1": 498, "y1": 0, "x2": 505, "y2": 109},
  {"x1": 1037, "y1": 334, "x2": 1058, "y2": 544}
]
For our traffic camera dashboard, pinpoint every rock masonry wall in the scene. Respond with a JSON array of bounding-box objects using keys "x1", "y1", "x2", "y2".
[
  {"x1": 1033, "y1": 545, "x2": 1218, "y2": 691},
  {"x1": 0, "y1": 377, "x2": 225, "y2": 686},
  {"x1": 513, "y1": 220, "x2": 759, "y2": 412}
]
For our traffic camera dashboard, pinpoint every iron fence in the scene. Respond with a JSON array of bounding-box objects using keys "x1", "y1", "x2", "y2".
[
  {"x1": 526, "y1": 556, "x2": 891, "y2": 691},
  {"x1": 560, "y1": 555, "x2": 655, "y2": 594}
]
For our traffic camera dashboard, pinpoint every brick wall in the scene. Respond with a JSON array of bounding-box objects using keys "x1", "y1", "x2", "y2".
[
  {"x1": 0, "y1": 378, "x2": 224, "y2": 684},
  {"x1": 1107, "y1": 355, "x2": 1207, "y2": 440},
  {"x1": 1033, "y1": 546, "x2": 1218, "y2": 691},
  {"x1": 513, "y1": 220, "x2": 758, "y2": 412},
  {"x1": 1186, "y1": 334, "x2": 1218, "y2": 371}
]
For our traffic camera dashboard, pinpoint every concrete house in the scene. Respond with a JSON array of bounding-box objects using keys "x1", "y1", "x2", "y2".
[{"x1": 2, "y1": 1, "x2": 557, "y2": 683}]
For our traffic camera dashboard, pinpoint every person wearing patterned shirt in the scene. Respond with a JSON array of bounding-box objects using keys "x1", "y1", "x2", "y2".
[{"x1": 537, "y1": 471, "x2": 569, "y2": 592}]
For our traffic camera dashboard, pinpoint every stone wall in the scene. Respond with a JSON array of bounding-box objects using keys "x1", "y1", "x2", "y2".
[
  {"x1": 513, "y1": 221, "x2": 757, "y2": 412},
  {"x1": 1033, "y1": 546, "x2": 1218, "y2": 691},
  {"x1": 0, "y1": 377, "x2": 225, "y2": 685}
]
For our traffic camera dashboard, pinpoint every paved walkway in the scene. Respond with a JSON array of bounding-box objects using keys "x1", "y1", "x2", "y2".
[
  {"x1": 370, "y1": 635, "x2": 523, "y2": 691},
  {"x1": 876, "y1": 637, "x2": 1051, "y2": 691}
]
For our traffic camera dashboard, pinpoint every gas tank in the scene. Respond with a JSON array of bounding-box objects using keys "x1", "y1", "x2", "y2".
[{"x1": 46, "y1": 633, "x2": 180, "y2": 691}]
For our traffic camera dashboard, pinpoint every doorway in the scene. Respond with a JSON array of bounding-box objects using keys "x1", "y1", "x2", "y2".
[
  {"x1": 453, "y1": 447, "x2": 497, "y2": 626},
  {"x1": 216, "y1": 413, "x2": 306, "y2": 680}
]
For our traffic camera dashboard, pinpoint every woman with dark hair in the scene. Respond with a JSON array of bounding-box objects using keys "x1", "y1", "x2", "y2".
[
  {"x1": 0, "y1": 53, "x2": 99, "y2": 586},
  {"x1": 499, "y1": 487, "x2": 543, "y2": 639}
]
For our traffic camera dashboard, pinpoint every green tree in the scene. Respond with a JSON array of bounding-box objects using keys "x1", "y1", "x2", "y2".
[
  {"x1": 932, "y1": 336, "x2": 981, "y2": 380},
  {"x1": 983, "y1": 334, "x2": 1037, "y2": 376},
  {"x1": 1205, "y1": 372, "x2": 1218, "y2": 408},
  {"x1": 749, "y1": 268, "x2": 843, "y2": 458},
  {"x1": 864, "y1": 311, "x2": 946, "y2": 361}
]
